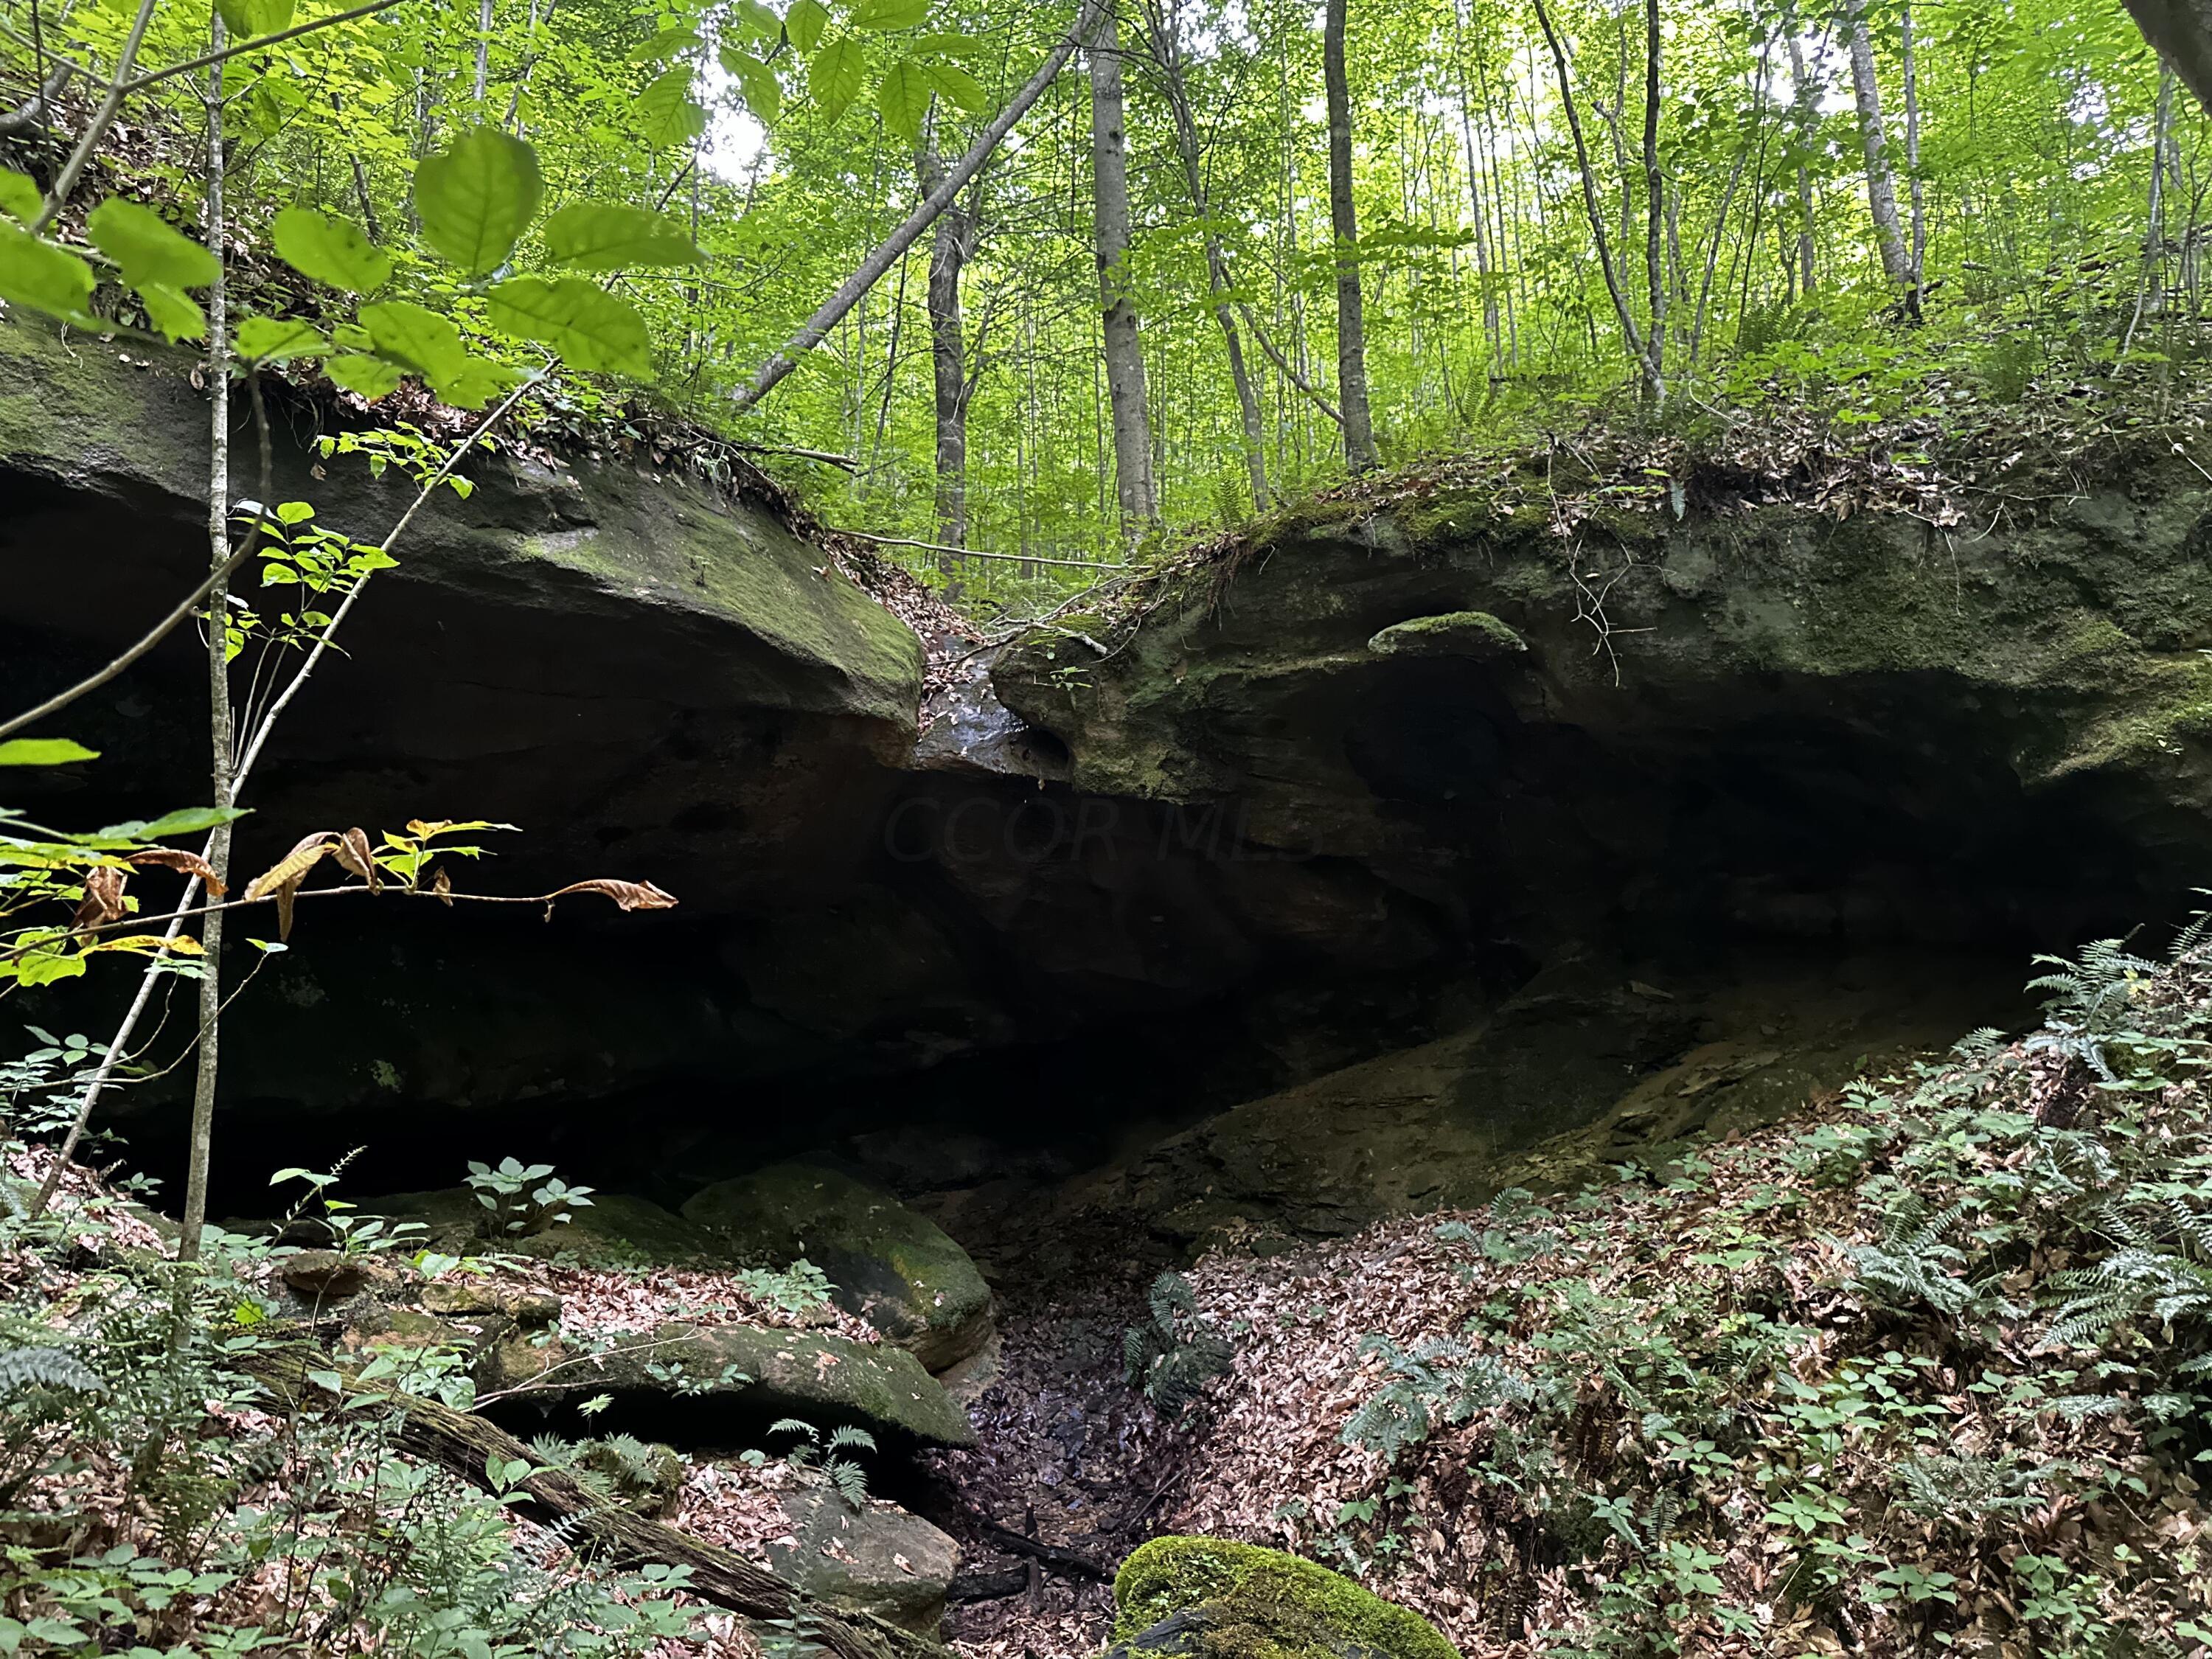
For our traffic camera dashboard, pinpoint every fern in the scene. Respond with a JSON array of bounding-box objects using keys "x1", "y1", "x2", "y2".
[
  {"x1": 1839, "y1": 1194, "x2": 1984, "y2": 1318},
  {"x1": 1123, "y1": 1270, "x2": 1234, "y2": 1416},
  {"x1": 0, "y1": 1344, "x2": 104, "y2": 1397},
  {"x1": 1343, "y1": 1334, "x2": 1534, "y2": 1464}
]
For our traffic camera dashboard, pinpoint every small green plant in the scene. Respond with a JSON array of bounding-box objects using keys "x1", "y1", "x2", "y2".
[
  {"x1": 1124, "y1": 1270, "x2": 1233, "y2": 1416},
  {"x1": 465, "y1": 1157, "x2": 596, "y2": 1237},
  {"x1": 765, "y1": 1419, "x2": 875, "y2": 1508}
]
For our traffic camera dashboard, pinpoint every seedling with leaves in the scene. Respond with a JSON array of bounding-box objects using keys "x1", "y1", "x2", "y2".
[{"x1": 765, "y1": 1418, "x2": 875, "y2": 1508}]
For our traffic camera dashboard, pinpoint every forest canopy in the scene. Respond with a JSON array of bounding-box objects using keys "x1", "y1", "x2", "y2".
[{"x1": 0, "y1": 0, "x2": 2205, "y2": 589}]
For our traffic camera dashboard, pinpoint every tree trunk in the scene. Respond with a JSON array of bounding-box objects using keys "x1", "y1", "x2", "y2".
[
  {"x1": 473, "y1": 0, "x2": 494, "y2": 104},
  {"x1": 1787, "y1": 29, "x2": 1817, "y2": 298},
  {"x1": 1324, "y1": 0, "x2": 1377, "y2": 473},
  {"x1": 1140, "y1": 0, "x2": 1269, "y2": 509},
  {"x1": 2126, "y1": 66, "x2": 2179, "y2": 354},
  {"x1": 733, "y1": 0, "x2": 1099, "y2": 416},
  {"x1": 919, "y1": 147, "x2": 973, "y2": 549},
  {"x1": 1089, "y1": 1, "x2": 1157, "y2": 528},
  {"x1": 1900, "y1": 0, "x2": 1925, "y2": 294},
  {"x1": 1641, "y1": 0, "x2": 1666, "y2": 391},
  {"x1": 2124, "y1": 0, "x2": 2212, "y2": 119},
  {"x1": 1533, "y1": 0, "x2": 1658, "y2": 401},
  {"x1": 181, "y1": 31, "x2": 233, "y2": 1265},
  {"x1": 1843, "y1": 0, "x2": 1914, "y2": 305}
]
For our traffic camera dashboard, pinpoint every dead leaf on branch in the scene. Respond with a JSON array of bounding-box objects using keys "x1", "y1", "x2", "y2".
[
  {"x1": 431, "y1": 866, "x2": 453, "y2": 907},
  {"x1": 126, "y1": 848, "x2": 229, "y2": 896},
  {"x1": 244, "y1": 832, "x2": 337, "y2": 942},
  {"x1": 71, "y1": 866, "x2": 128, "y2": 934},
  {"x1": 545, "y1": 879, "x2": 680, "y2": 913},
  {"x1": 331, "y1": 827, "x2": 380, "y2": 893}
]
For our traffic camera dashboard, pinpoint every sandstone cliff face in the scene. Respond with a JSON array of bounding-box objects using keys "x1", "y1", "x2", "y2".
[{"x1": 13, "y1": 312, "x2": 2212, "y2": 1211}]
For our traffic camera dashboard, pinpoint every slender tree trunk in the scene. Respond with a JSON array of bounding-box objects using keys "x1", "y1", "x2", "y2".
[
  {"x1": 473, "y1": 0, "x2": 494, "y2": 104},
  {"x1": 1844, "y1": 0, "x2": 1914, "y2": 305},
  {"x1": 1534, "y1": 0, "x2": 1657, "y2": 400},
  {"x1": 180, "y1": 34, "x2": 233, "y2": 1265},
  {"x1": 919, "y1": 147, "x2": 973, "y2": 548},
  {"x1": 1140, "y1": 0, "x2": 1268, "y2": 509},
  {"x1": 1088, "y1": 0, "x2": 1156, "y2": 527},
  {"x1": 732, "y1": 0, "x2": 1099, "y2": 414},
  {"x1": 1787, "y1": 30, "x2": 1818, "y2": 298},
  {"x1": 1901, "y1": 0, "x2": 1925, "y2": 293},
  {"x1": 2126, "y1": 66, "x2": 2179, "y2": 354},
  {"x1": 1641, "y1": 0, "x2": 1666, "y2": 391},
  {"x1": 1324, "y1": 0, "x2": 1378, "y2": 472}
]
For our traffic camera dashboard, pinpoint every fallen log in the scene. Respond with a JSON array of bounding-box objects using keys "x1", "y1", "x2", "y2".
[{"x1": 237, "y1": 1344, "x2": 944, "y2": 1659}]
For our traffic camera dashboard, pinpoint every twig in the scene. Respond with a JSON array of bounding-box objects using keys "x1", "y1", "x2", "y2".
[
  {"x1": 727, "y1": 439, "x2": 858, "y2": 470},
  {"x1": 0, "y1": 538, "x2": 260, "y2": 741},
  {"x1": 117, "y1": 0, "x2": 408, "y2": 94}
]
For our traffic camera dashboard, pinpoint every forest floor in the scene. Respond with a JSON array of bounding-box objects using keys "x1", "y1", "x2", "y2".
[{"x1": 925, "y1": 928, "x2": 2212, "y2": 1658}]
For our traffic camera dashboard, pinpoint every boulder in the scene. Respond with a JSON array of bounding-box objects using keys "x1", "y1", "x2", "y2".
[
  {"x1": 361, "y1": 1189, "x2": 723, "y2": 1266},
  {"x1": 1109, "y1": 1538, "x2": 1458, "y2": 1659},
  {"x1": 681, "y1": 1164, "x2": 992, "y2": 1371},
  {"x1": 764, "y1": 1490, "x2": 959, "y2": 1635},
  {"x1": 1365, "y1": 611, "x2": 1525, "y2": 659},
  {"x1": 476, "y1": 1319, "x2": 975, "y2": 1447}
]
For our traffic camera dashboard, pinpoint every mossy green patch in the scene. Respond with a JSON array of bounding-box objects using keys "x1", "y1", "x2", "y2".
[
  {"x1": 1366, "y1": 611, "x2": 1526, "y2": 659},
  {"x1": 1113, "y1": 1538, "x2": 1459, "y2": 1659}
]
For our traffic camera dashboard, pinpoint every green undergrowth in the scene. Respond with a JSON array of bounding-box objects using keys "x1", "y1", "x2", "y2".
[
  {"x1": 1298, "y1": 923, "x2": 2212, "y2": 1655},
  {"x1": 0, "y1": 1172, "x2": 699, "y2": 1657}
]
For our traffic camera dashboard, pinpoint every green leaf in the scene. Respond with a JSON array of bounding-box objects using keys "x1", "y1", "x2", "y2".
[
  {"x1": 0, "y1": 739, "x2": 97, "y2": 766},
  {"x1": 0, "y1": 169, "x2": 39, "y2": 224},
  {"x1": 88, "y1": 199, "x2": 220, "y2": 291},
  {"x1": 487, "y1": 276, "x2": 651, "y2": 377},
  {"x1": 271, "y1": 206, "x2": 392, "y2": 294},
  {"x1": 543, "y1": 203, "x2": 700, "y2": 271},
  {"x1": 412, "y1": 128, "x2": 543, "y2": 278},
  {"x1": 0, "y1": 222, "x2": 96, "y2": 323},
  {"x1": 234, "y1": 314, "x2": 329, "y2": 363},
  {"x1": 431, "y1": 355, "x2": 528, "y2": 410},
  {"x1": 876, "y1": 55, "x2": 928, "y2": 141},
  {"x1": 719, "y1": 46, "x2": 783, "y2": 121},
  {"x1": 733, "y1": 0, "x2": 782, "y2": 39},
  {"x1": 637, "y1": 68, "x2": 708, "y2": 148},
  {"x1": 627, "y1": 24, "x2": 698, "y2": 60},
  {"x1": 852, "y1": 0, "x2": 928, "y2": 29},
  {"x1": 332, "y1": 321, "x2": 375, "y2": 352},
  {"x1": 14, "y1": 949, "x2": 86, "y2": 988},
  {"x1": 325, "y1": 354, "x2": 404, "y2": 399},
  {"x1": 216, "y1": 0, "x2": 295, "y2": 37},
  {"x1": 809, "y1": 35, "x2": 866, "y2": 121},
  {"x1": 90, "y1": 806, "x2": 248, "y2": 842},
  {"x1": 786, "y1": 0, "x2": 830, "y2": 52},
  {"x1": 358, "y1": 299, "x2": 470, "y2": 380},
  {"x1": 925, "y1": 60, "x2": 986, "y2": 115},
  {"x1": 136, "y1": 283, "x2": 206, "y2": 342}
]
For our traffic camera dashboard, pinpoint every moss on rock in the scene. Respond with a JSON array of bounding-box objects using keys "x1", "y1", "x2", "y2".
[
  {"x1": 1112, "y1": 1538, "x2": 1459, "y2": 1659},
  {"x1": 1365, "y1": 611, "x2": 1526, "y2": 659},
  {"x1": 681, "y1": 1163, "x2": 992, "y2": 1371}
]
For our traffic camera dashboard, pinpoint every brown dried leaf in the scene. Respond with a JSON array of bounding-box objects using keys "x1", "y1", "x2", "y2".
[
  {"x1": 126, "y1": 847, "x2": 229, "y2": 896},
  {"x1": 406, "y1": 819, "x2": 454, "y2": 840},
  {"x1": 331, "y1": 827, "x2": 380, "y2": 894},
  {"x1": 431, "y1": 865, "x2": 453, "y2": 907},
  {"x1": 243, "y1": 833, "x2": 336, "y2": 902},
  {"x1": 546, "y1": 878, "x2": 679, "y2": 912},
  {"x1": 72, "y1": 866, "x2": 128, "y2": 933}
]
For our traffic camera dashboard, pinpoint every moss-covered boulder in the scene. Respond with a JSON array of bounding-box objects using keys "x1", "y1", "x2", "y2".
[
  {"x1": 476, "y1": 1318, "x2": 976, "y2": 1447},
  {"x1": 1365, "y1": 611, "x2": 1525, "y2": 659},
  {"x1": 1109, "y1": 1539, "x2": 1458, "y2": 1659},
  {"x1": 681, "y1": 1164, "x2": 992, "y2": 1371}
]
